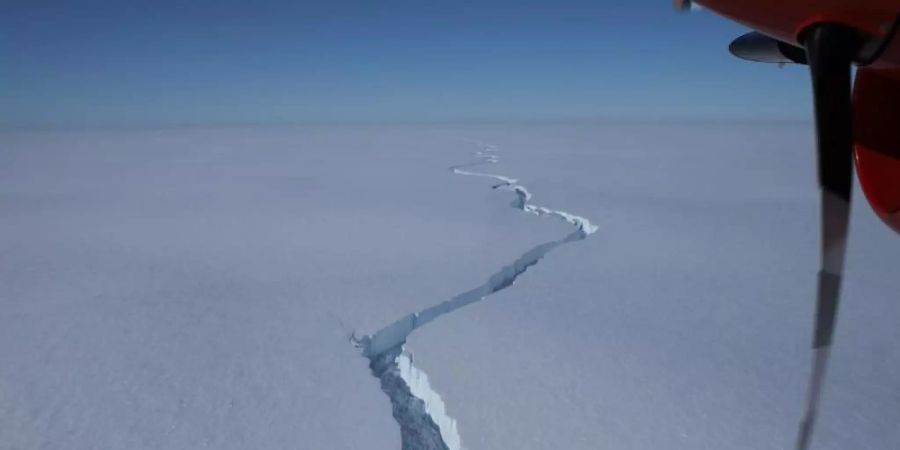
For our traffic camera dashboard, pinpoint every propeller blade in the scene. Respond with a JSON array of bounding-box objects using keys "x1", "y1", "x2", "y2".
[{"x1": 796, "y1": 23, "x2": 859, "y2": 450}]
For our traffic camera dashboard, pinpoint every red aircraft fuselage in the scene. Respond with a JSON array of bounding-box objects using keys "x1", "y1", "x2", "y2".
[{"x1": 699, "y1": 0, "x2": 900, "y2": 232}]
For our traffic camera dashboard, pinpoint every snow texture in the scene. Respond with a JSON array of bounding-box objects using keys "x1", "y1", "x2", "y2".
[
  {"x1": 407, "y1": 122, "x2": 900, "y2": 450},
  {"x1": 2, "y1": 122, "x2": 898, "y2": 450},
  {"x1": 356, "y1": 140, "x2": 597, "y2": 450}
]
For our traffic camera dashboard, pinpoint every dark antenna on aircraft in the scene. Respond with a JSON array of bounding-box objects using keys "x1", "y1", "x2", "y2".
[{"x1": 673, "y1": 0, "x2": 692, "y2": 12}]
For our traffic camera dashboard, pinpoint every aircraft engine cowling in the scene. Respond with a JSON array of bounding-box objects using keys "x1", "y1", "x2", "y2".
[{"x1": 853, "y1": 67, "x2": 900, "y2": 233}]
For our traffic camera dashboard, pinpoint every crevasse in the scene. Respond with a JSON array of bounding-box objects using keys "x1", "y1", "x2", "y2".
[{"x1": 355, "y1": 141, "x2": 597, "y2": 450}]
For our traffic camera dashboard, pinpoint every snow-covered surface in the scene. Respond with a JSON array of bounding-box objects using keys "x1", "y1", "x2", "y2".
[
  {"x1": 356, "y1": 140, "x2": 597, "y2": 450},
  {"x1": 409, "y1": 122, "x2": 900, "y2": 450},
  {"x1": 2, "y1": 122, "x2": 898, "y2": 450}
]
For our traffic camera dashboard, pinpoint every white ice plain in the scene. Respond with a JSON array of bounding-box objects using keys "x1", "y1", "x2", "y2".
[{"x1": 1, "y1": 122, "x2": 898, "y2": 450}]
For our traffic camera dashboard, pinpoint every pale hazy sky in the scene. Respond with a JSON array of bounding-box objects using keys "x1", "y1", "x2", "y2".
[{"x1": 1, "y1": 0, "x2": 813, "y2": 128}]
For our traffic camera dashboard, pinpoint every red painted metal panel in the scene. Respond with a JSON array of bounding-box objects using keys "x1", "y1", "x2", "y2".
[{"x1": 853, "y1": 67, "x2": 900, "y2": 232}]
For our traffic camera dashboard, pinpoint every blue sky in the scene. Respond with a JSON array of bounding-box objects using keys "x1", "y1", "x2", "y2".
[{"x1": 1, "y1": 0, "x2": 812, "y2": 128}]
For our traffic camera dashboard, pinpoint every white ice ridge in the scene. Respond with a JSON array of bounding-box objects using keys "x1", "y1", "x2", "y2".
[
  {"x1": 366, "y1": 347, "x2": 460, "y2": 450},
  {"x1": 451, "y1": 148, "x2": 597, "y2": 237},
  {"x1": 356, "y1": 140, "x2": 598, "y2": 450},
  {"x1": 398, "y1": 352, "x2": 461, "y2": 450},
  {"x1": 360, "y1": 141, "x2": 598, "y2": 356}
]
